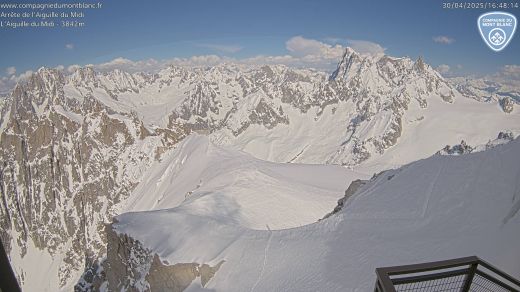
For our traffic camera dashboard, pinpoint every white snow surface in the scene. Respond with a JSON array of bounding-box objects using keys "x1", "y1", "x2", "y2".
[
  {"x1": 124, "y1": 134, "x2": 368, "y2": 230},
  {"x1": 211, "y1": 92, "x2": 520, "y2": 171},
  {"x1": 115, "y1": 136, "x2": 520, "y2": 292}
]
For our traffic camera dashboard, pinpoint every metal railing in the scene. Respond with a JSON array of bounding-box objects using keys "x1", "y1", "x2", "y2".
[{"x1": 375, "y1": 256, "x2": 520, "y2": 292}]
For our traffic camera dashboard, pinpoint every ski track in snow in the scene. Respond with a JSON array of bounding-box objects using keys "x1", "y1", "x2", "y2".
[
  {"x1": 288, "y1": 145, "x2": 309, "y2": 163},
  {"x1": 503, "y1": 166, "x2": 520, "y2": 224},
  {"x1": 420, "y1": 160, "x2": 444, "y2": 218},
  {"x1": 250, "y1": 229, "x2": 273, "y2": 292}
]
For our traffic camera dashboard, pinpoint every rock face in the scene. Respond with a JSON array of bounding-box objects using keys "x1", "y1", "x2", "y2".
[
  {"x1": 438, "y1": 140, "x2": 474, "y2": 155},
  {"x1": 497, "y1": 131, "x2": 515, "y2": 141},
  {"x1": 436, "y1": 132, "x2": 518, "y2": 156},
  {"x1": 0, "y1": 47, "x2": 515, "y2": 290},
  {"x1": 325, "y1": 50, "x2": 456, "y2": 165},
  {"x1": 0, "y1": 68, "x2": 184, "y2": 289},
  {"x1": 500, "y1": 97, "x2": 514, "y2": 113},
  {"x1": 102, "y1": 223, "x2": 223, "y2": 291},
  {"x1": 322, "y1": 179, "x2": 368, "y2": 219}
]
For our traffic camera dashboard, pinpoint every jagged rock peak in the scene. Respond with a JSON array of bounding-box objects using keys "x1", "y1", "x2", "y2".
[
  {"x1": 330, "y1": 47, "x2": 445, "y2": 82},
  {"x1": 70, "y1": 65, "x2": 97, "y2": 85},
  {"x1": 10, "y1": 67, "x2": 65, "y2": 108},
  {"x1": 414, "y1": 56, "x2": 426, "y2": 72},
  {"x1": 330, "y1": 47, "x2": 362, "y2": 80},
  {"x1": 24, "y1": 67, "x2": 66, "y2": 89}
]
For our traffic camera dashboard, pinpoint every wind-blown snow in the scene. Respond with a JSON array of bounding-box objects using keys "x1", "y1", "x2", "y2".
[{"x1": 115, "y1": 137, "x2": 520, "y2": 291}]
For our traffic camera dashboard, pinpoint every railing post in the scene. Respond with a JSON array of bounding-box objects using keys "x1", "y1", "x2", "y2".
[
  {"x1": 376, "y1": 268, "x2": 397, "y2": 292},
  {"x1": 461, "y1": 263, "x2": 478, "y2": 292}
]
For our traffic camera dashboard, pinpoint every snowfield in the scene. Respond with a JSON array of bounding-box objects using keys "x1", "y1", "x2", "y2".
[
  {"x1": 114, "y1": 135, "x2": 520, "y2": 291},
  {"x1": 124, "y1": 134, "x2": 369, "y2": 230},
  {"x1": 210, "y1": 87, "x2": 520, "y2": 172}
]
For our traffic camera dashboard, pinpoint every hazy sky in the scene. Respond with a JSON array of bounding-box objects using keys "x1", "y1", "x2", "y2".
[{"x1": 0, "y1": 0, "x2": 519, "y2": 82}]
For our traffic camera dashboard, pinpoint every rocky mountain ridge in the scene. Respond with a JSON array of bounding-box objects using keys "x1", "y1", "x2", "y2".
[{"x1": 0, "y1": 47, "x2": 518, "y2": 290}]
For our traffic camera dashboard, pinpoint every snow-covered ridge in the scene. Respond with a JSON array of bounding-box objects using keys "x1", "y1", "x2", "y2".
[
  {"x1": 436, "y1": 131, "x2": 517, "y2": 156},
  {"x1": 123, "y1": 134, "x2": 368, "y2": 230},
  {"x1": 109, "y1": 135, "x2": 520, "y2": 291}
]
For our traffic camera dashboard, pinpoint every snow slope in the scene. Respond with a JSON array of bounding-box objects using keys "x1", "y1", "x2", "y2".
[
  {"x1": 211, "y1": 86, "x2": 520, "y2": 172},
  {"x1": 114, "y1": 137, "x2": 520, "y2": 291},
  {"x1": 361, "y1": 93, "x2": 520, "y2": 171},
  {"x1": 124, "y1": 134, "x2": 368, "y2": 230}
]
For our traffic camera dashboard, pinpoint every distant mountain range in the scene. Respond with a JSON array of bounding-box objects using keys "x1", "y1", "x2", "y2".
[{"x1": 0, "y1": 47, "x2": 519, "y2": 291}]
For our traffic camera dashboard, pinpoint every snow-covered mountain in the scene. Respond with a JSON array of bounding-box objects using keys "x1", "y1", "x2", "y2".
[
  {"x1": 0, "y1": 47, "x2": 519, "y2": 290},
  {"x1": 208, "y1": 49, "x2": 520, "y2": 169},
  {"x1": 450, "y1": 76, "x2": 520, "y2": 113},
  {"x1": 106, "y1": 134, "x2": 520, "y2": 291}
]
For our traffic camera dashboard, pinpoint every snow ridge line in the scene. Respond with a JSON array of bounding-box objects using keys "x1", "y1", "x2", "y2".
[{"x1": 250, "y1": 227, "x2": 272, "y2": 292}]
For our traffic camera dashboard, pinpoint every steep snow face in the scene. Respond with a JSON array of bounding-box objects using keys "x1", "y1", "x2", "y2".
[
  {"x1": 124, "y1": 134, "x2": 368, "y2": 230},
  {"x1": 113, "y1": 138, "x2": 520, "y2": 292}
]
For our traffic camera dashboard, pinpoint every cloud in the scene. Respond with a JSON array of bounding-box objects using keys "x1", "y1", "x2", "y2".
[
  {"x1": 0, "y1": 80, "x2": 8, "y2": 95},
  {"x1": 433, "y1": 36, "x2": 455, "y2": 44},
  {"x1": 436, "y1": 64, "x2": 451, "y2": 74},
  {"x1": 286, "y1": 36, "x2": 344, "y2": 59},
  {"x1": 64, "y1": 56, "x2": 226, "y2": 76},
  {"x1": 296, "y1": 36, "x2": 386, "y2": 56},
  {"x1": 281, "y1": 36, "x2": 350, "y2": 70},
  {"x1": 170, "y1": 55, "x2": 225, "y2": 66},
  {"x1": 90, "y1": 35, "x2": 382, "y2": 72},
  {"x1": 65, "y1": 43, "x2": 74, "y2": 50},
  {"x1": 322, "y1": 37, "x2": 344, "y2": 44},
  {"x1": 435, "y1": 64, "x2": 467, "y2": 77},
  {"x1": 282, "y1": 36, "x2": 386, "y2": 69},
  {"x1": 0, "y1": 36, "x2": 387, "y2": 93},
  {"x1": 0, "y1": 69, "x2": 33, "y2": 94},
  {"x1": 197, "y1": 43, "x2": 243, "y2": 54},
  {"x1": 488, "y1": 64, "x2": 520, "y2": 86},
  {"x1": 67, "y1": 64, "x2": 81, "y2": 73},
  {"x1": 5, "y1": 66, "x2": 16, "y2": 76},
  {"x1": 499, "y1": 65, "x2": 520, "y2": 79},
  {"x1": 346, "y1": 40, "x2": 386, "y2": 56},
  {"x1": 16, "y1": 70, "x2": 34, "y2": 82},
  {"x1": 242, "y1": 54, "x2": 295, "y2": 64},
  {"x1": 70, "y1": 55, "x2": 227, "y2": 74},
  {"x1": 94, "y1": 57, "x2": 162, "y2": 73}
]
